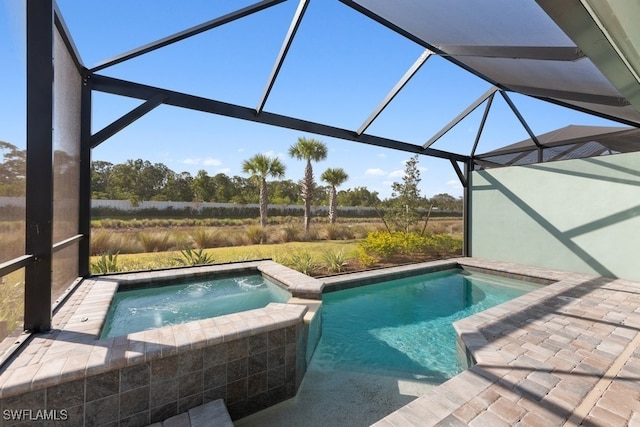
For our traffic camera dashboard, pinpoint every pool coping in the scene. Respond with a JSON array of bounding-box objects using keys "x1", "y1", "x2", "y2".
[
  {"x1": 0, "y1": 260, "x2": 320, "y2": 400},
  {"x1": 0, "y1": 257, "x2": 567, "y2": 401},
  {"x1": 369, "y1": 258, "x2": 640, "y2": 426},
  {"x1": 2, "y1": 257, "x2": 639, "y2": 426}
]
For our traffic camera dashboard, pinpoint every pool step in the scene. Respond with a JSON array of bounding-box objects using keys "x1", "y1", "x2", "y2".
[{"x1": 147, "y1": 399, "x2": 233, "y2": 427}]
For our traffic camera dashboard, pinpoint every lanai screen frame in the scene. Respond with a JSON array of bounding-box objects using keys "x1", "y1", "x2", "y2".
[{"x1": 4, "y1": 0, "x2": 640, "y2": 336}]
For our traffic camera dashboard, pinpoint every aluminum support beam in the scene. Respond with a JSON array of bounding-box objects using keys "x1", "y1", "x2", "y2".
[
  {"x1": 92, "y1": 74, "x2": 469, "y2": 162},
  {"x1": 470, "y1": 92, "x2": 494, "y2": 157},
  {"x1": 423, "y1": 86, "x2": 498, "y2": 149},
  {"x1": 505, "y1": 84, "x2": 629, "y2": 107},
  {"x1": 437, "y1": 45, "x2": 585, "y2": 61},
  {"x1": 53, "y1": 3, "x2": 84, "y2": 72},
  {"x1": 91, "y1": 94, "x2": 167, "y2": 148},
  {"x1": 499, "y1": 90, "x2": 543, "y2": 149},
  {"x1": 78, "y1": 77, "x2": 92, "y2": 277},
  {"x1": 0, "y1": 255, "x2": 34, "y2": 279},
  {"x1": 472, "y1": 158, "x2": 508, "y2": 169},
  {"x1": 52, "y1": 235, "x2": 84, "y2": 253},
  {"x1": 549, "y1": 144, "x2": 607, "y2": 162},
  {"x1": 449, "y1": 159, "x2": 467, "y2": 188},
  {"x1": 90, "y1": 0, "x2": 286, "y2": 72},
  {"x1": 463, "y1": 160, "x2": 471, "y2": 257},
  {"x1": 476, "y1": 146, "x2": 540, "y2": 158},
  {"x1": 25, "y1": 0, "x2": 54, "y2": 332},
  {"x1": 505, "y1": 150, "x2": 538, "y2": 166},
  {"x1": 357, "y1": 49, "x2": 432, "y2": 135},
  {"x1": 548, "y1": 144, "x2": 581, "y2": 161},
  {"x1": 257, "y1": 0, "x2": 310, "y2": 115}
]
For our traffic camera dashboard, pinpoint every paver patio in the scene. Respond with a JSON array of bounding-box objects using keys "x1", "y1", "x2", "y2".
[
  {"x1": 372, "y1": 258, "x2": 640, "y2": 426},
  {"x1": 0, "y1": 258, "x2": 639, "y2": 426}
]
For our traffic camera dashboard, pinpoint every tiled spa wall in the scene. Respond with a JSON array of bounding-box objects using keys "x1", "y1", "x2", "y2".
[{"x1": 0, "y1": 322, "x2": 308, "y2": 427}]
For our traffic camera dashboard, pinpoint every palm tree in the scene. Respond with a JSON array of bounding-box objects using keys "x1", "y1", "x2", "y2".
[
  {"x1": 321, "y1": 168, "x2": 348, "y2": 224},
  {"x1": 288, "y1": 137, "x2": 328, "y2": 233},
  {"x1": 242, "y1": 154, "x2": 286, "y2": 228}
]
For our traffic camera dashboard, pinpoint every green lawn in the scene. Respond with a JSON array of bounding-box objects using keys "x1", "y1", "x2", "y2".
[{"x1": 91, "y1": 240, "x2": 361, "y2": 275}]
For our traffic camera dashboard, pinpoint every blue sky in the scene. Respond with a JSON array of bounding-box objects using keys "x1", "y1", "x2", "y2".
[{"x1": 0, "y1": 0, "x2": 621, "y2": 199}]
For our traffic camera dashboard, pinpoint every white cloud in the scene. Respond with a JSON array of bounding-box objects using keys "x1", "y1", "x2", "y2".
[
  {"x1": 218, "y1": 167, "x2": 231, "y2": 174},
  {"x1": 203, "y1": 157, "x2": 222, "y2": 166},
  {"x1": 365, "y1": 168, "x2": 386, "y2": 176},
  {"x1": 263, "y1": 150, "x2": 285, "y2": 159},
  {"x1": 377, "y1": 153, "x2": 386, "y2": 158},
  {"x1": 388, "y1": 169, "x2": 404, "y2": 178},
  {"x1": 182, "y1": 157, "x2": 222, "y2": 167},
  {"x1": 447, "y1": 179, "x2": 462, "y2": 188}
]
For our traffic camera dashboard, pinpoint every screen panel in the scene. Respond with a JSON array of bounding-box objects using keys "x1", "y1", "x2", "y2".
[
  {"x1": 0, "y1": 197, "x2": 25, "y2": 264},
  {"x1": 348, "y1": 0, "x2": 640, "y2": 124},
  {"x1": 0, "y1": 268, "x2": 24, "y2": 356},
  {"x1": 52, "y1": 25, "x2": 81, "y2": 300}
]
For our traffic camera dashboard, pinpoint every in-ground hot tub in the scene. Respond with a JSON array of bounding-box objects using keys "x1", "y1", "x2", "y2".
[
  {"x1": 0, "y1": 260, "x2": 324, "y2": 426},
  {"x1": 100, "y1": 272, "x2": 292, "y2": 338}
]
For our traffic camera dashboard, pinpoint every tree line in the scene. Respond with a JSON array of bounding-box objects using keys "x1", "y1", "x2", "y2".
[
  {"x1": 0, "y1": 139, "x2": 463, "y2": 215},
  {"x1": 90, "y1": 158, "x2": 379, "y2": 207}
]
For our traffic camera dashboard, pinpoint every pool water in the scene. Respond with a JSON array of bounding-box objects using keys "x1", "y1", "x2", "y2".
[
  {"x1": 313, "y1": 269, "x2": 540, "y2": 382},
  {"x1": 100, "y1": 274, "x2": 291, "y2": 338}
]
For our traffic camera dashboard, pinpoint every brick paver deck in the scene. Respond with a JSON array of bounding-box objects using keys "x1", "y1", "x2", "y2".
[
  {"x1": 371, "y1": 258, "x2": 640, "y2": 426},
  {"x1": 1, "y1": 258, "x2": 639, "y2": 426}
]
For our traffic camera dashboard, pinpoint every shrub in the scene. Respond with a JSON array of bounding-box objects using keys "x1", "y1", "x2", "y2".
[
  {"x1": 279, "y1": 224, "x2": 301, "y2": 243},
  {"x1": 138, "y1": 231, "x2": 174, "y2": 252},
  {"x1": 358, "y1": 230, "x2": 462, "y2": 261},
  {"x1": 402, "y1": 231, "x2": 429, "y2": 254},
  {"x1": 323, "y1": 224, "x2": 355, "y2": 240},
  {"x1": 190, "y1": 228, "x2": 226, "y2": 249},
  {"x1": 430, "y1": 233, "x2": 463, "y2": 257},
  {"x1": 286, "y1": 251, "x2": 318, "y2": 275},
  {"x1": 303, "y1": 227, "x2": 320, "y2": 242},
  {"x1": 91, "y1": 253, "x2": 119, "y2": 274},
  {"x1": 322, "y1": 249, "x2": 347, "y2": 273},
  {"x1": 359, "y1": 231, "x2": 402, "y2": 259},
  {"x1": 356, "y1": 247, "x2": 378, "y2": 268},
  {"x1": 116, "y1": 234, "x2": 144, "y2": 254},
  {"x1": 349, "y1": 224, "x2": 373, "y2": 239},
  {"x1": 174, "y1": 247, "x2": 215, "y2": 266},
  {"x1": 90, "y1": 229, "x2": 112, "y2": 256},
  {"x1": 245, "y1": 225, "x2": 266, "y2": 244},
  {"x1": 91, "y1": 231, "x2": 142, "y2": 255},
  {"x1": 324, "y1": 224, "x2": 340, "y2": 240}
]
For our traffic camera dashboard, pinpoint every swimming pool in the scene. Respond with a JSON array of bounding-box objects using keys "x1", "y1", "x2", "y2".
[
  {"x1": 313, "y1": 268, "x2": 541, "y2": 382},
  {"x1": 100, "y1": 273, "x2": 291, "y2": 338}
]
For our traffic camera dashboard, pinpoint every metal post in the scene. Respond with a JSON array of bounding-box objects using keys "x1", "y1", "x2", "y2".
[
  {"x1": 25, "y1": 0, "x2": 54, "y2": 332},
  {"x1": 463, "y1": 160, "x2": 472, "y2": 257},
  {"x1": 78, "y1": 75, "x2": 92, "y2": 277}
]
